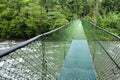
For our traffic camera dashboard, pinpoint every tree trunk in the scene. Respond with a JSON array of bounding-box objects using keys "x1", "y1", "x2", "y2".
[
  {"x1": 45, "y1": 0, "x2": 49, "y2": 13},
  {"x1": 94, "y1": 0, "x2": 98, "y2": 24}
]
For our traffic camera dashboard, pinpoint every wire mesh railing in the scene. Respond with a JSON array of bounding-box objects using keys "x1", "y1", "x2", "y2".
[
  {"x1": 0, "y1": 21, "x2": 79, "y2": 80},
  {"x1": 82, "y1": 20, "x2": 120, "y2": 80},
  {"x1": 0, "y1": 20, "x2": 83, "y2": 80}
]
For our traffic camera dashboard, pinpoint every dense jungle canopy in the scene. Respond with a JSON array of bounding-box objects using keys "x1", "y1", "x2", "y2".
[{"x1": 0, "y1": 0, "x2": 120, "y2": 39}]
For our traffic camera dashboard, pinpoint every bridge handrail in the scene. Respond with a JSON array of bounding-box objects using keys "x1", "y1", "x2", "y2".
[
  {"x1": 89, "y1": 21, "x2": 120, "y2": 40},
  {"x1": 0, "y1": 22, "x2": 71, "y2": 58},
  {"x1": 82, "y1": 20, "x2": 120, "y2": 79},
  {"x1": 85, "y1": 20, "x2": 120, "y2": 68}
]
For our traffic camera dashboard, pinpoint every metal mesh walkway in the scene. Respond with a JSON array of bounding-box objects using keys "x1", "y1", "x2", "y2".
[{"x1": 59, "y1": 40, "x2": 96, "y2": 80}]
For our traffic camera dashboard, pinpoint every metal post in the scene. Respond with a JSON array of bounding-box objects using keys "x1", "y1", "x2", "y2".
[
  {"x1": 41, "y1": 41, "x2": 47, "y2": 80},
  {"x1": 93, "y1": 25, "x2": 97, "y2": 62}
]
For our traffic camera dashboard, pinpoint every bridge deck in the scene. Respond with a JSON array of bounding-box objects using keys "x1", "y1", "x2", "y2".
[
  {"x1": 59, "y1": 20, "x2": 96, "y2": 80},
  {"x1": 59, "y1": 40, "x2": 96, "y2": 80}
]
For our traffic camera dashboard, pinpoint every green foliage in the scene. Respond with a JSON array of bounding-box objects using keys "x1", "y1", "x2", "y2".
[
  {"x1": 84, "y1": 0, "x2": 120, "y2": 36},
  {"x1": 0, "y1": 0, "x2": 78, "y2": 39},
  {"x1": 0, "y1": 0, "x2": 120, "y2": 39},
  {"x1": 97, "y1": 12, "x2": 120, "y2": 36},
  {"x1": 54, "y1": 18, "x2": 69, "y2": 28}
]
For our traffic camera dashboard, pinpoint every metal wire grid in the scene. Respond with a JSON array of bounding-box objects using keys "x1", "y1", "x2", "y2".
[
  {"x1": 0, "y1": 22, "x2": 73, "y2": 80},
  {"x1": 82, "y1": 20, "x2": 120, "y2": 80},
  {"x1": 0, "y1": 39, "x2": 70, "y2": 80}
]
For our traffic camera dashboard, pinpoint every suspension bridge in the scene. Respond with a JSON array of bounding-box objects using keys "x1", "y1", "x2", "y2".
[{"x1": 0, "y1": 20, "x2": 120, "y2": 80}]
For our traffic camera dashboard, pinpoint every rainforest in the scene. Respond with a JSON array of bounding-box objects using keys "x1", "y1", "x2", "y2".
[{"x1": 0, "y1": 0, "x2": 120, "y2": 39}]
